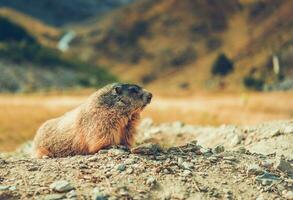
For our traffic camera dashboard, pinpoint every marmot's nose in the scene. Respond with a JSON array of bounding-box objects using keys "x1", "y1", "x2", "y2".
[{"x1": 145, "y1": 92, "x2": 152, "y2": 103}]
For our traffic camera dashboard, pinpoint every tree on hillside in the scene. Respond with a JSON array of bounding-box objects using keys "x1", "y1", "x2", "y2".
[{"x1": 211, "y1": 53, "x2": 234, "y2": 76}]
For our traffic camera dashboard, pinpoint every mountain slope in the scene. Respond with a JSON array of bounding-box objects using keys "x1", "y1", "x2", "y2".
[
  {"x1": 0, "y1": 14, "x2": 116, "y2": 92},
  {"x1": 69, "y1": 0, "x2": 293, "y2": 92},
  {"x1": 0, "y1": 0, "x2": 134, "y2": 26}
]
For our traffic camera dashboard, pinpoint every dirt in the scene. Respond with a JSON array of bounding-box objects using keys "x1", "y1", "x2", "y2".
[{"x1": 0, "y1": 120, "x2": 292, "y2": 200}]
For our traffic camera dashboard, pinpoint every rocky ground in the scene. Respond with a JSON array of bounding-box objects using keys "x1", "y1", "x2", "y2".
[{"x1": 0, "y1": 120, "x2": 292, "y2": 200}]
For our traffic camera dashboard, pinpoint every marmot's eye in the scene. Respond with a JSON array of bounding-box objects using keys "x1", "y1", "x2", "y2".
[{"x1": 129, "y1": 87, "x2": 139, "y2": 94}]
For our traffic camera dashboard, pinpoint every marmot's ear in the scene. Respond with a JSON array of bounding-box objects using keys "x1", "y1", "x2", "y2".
[{"x1": 114, "y1": 85, "x2": 123, "y2": 95}]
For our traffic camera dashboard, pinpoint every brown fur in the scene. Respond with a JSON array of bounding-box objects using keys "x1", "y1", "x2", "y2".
[{"x1": 32, "y1": 83, "x2": 151, "y2": 158}]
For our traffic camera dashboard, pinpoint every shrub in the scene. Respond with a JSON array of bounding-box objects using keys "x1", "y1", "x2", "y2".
[
  {"x1": 211, "y1": 53, "x2": 234, "y2": 76},
  {"x1": 243, "y1": 76, "x2": 264, "y2": 91}
]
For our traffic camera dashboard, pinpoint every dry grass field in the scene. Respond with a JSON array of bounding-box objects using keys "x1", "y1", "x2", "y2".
[{"x1": 0, "y1": 91, "x2": 292, "y2": 152}]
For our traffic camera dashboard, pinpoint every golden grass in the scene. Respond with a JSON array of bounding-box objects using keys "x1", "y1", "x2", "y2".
[{"x1": 0, "y1": 92, "x2": 292, "y2": 152}]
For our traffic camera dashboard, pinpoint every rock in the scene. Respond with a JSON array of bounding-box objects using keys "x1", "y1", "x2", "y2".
[
  {"x1": 49, "y1": 180, "x2": 74, "y2": 192},
  {"x1": 87, "y1": 155, "x2": 99, "y2": 162},
  {"x1": 177, "y1": 157, "x2": 183, "y2": 166},
  {"x1": 274, "y1": 157, "x2": 293, "y2": 175},
  {"x1": 44, "y1": 194, "x2": 66, "y2": 200},
  {"x1": 0, "y1": 159, "x2": 7, "y2": 165},
  {"x1": 246, "y1": 164, "x2": 264, "y2": 176},
  {"x1": 126, "y1": 167, "x2": 134, "y2": 174},
  {"x1": 28, "y1": 166, "x2": 39, "y2": 171},
  {"x1": 0, "y1": 186, "x2": 10, "y2": 191},
  {"x1": 98, "y1": 150, "x2": 108, "y2": 154},
  {"x1": 256, "y1": 172, "x2": 280, "y2": 185},
  {"x1": 8, "y1": 186, "x2": 16, "y2": 191},
  {"x1": 108, "y1": 148, "x2": 128, "y2": 156},
  {"x1": 200, "y1": 147, "x2": 212, "y2": 155},
  {"x1": 223, "y1": 156, "x2": 238, "y2": 162},
  {"x1": 131, "y1": 143, "x2": 162, "y2": 155},
  {"x1": 181, "y1": 162, "x2": 193, "y2": 170},
  {"x1": 146, "y1": 177, "x2": 156, "y2": 187},
  {"x1": 67, "y1": 190, "x2": 77, "y2": 198},
  {"x1": 182, "y1": 170, "x2": 192, "y2": 177},
  {"x1": 92, "y1": 187, "x2": 107, "y2": 200},
  {"x1": 282, "y1": 190, "x2": 293, "y2": 200},
  {"x1": 237, "y1": 147, "x2": 246, "y2": 154},
  {"x1": 212, "y1": 145, "x2": 225, "y2": 154},
  {"x1": 116, "y1": 164, "x2": 126, "y2": 172}
]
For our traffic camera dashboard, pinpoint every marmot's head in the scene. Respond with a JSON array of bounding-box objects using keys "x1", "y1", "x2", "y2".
[{"x1": 97, "y1": 83, "x2": 152, "y2": 114}]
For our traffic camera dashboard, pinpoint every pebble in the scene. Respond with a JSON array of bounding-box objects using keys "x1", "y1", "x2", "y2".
[
  {"x1": 49, "y1": 180, "x2": 74, "y2": 192},
  {"x1": 177, "y1": 157, "x2": 183, "y2": 166},
  {"x1": 237, "y1": 147, "x2": 246, "y2": 154},
  {"x1": 98, "y1": 150, "x2": 108, "y2": 154},
  {"x1": 44, "y1": 194, "x2": 66, "y2": 200},
  {"x1": 8, "y1": 186, "x2": 16, "y2": 191},
  {"x1": 0, "y1": 186, "x2": 10, "y2": 191},
  {"x1": 256, "y1": 172, "x2": 280, "y2": 185},
  {"x1": 92, "y1": 187, "x2": 107, "y2": 200},
  {"x1": 87, "y1": 155, "x2": 99, "y2": 162},
  {"x1": 108, "y1": 148, "x2": 128, "y2": 156},
  {"x1": 223, "y1": 156, "x2": 238, "y2": 162},
  {"x1": 212, "y1": 145, "x2": 225, "y2": 154},
  {"x1": 282, "y1": 190, "x2": 293, "y2": 199},
  {"x1": 126, "y1": 167, "x2": 134, "y2": 174},
  {"x1": 146, "y1": 177, "x2": 156, "y2": 187},
  {"x1": 181, "y1": 162, "x2": 193, "y2": 170},
  {"x1": 246, "y1": 164, "x2": 264, "y2": 176},
  {"x1": 28, "y1": 166, "x2": 39, "y2": 171},
  {"x1": 131, "y1": 143, "x2": 162, "y2": 155},
  {"x1": 182, "y1": 170, "x2": 192, "y2": 177},
  {"x1": 200, "y1": 147, "x2": 212, "y2": 155},
  {"x1": 116, "y1": 164, "x2": 126, "y2": 172},
  {"x1": 67, "y1": 190, "x2": 77, "y2": 198},
  {"x1": 274, "y1": 157, "x2": 293, "y2": 175}
]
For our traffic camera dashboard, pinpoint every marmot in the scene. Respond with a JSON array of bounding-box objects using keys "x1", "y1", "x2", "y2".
[{"x1": 32, "y1": 83, "x2": 152, "y2": 158}]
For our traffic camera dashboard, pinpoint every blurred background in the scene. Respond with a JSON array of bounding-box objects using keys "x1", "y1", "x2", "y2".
[{"x1": 0, "y1": 0, "x2": 292, "y2": 151}]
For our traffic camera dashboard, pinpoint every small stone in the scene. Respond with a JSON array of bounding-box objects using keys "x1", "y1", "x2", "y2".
[
  {"x1": 282, "y1": 190, "x2": 293, "y2": 199},
  {"x1": 92, "y1": 187, "x2": 107, "y2": 200},
  {"x1": 49, "y1": 180, "x2": 74, "y2": 192},
  {"x1": 200, "y1": 147, "x2": 212, "y2": 155},
  {"x1": 146, "y1": 177, "x2": 156, "y2": 187},
  {"x1": 126, "y1": 168, "x2": 134, "y2": 174},
  {"x1": 212, "y1": 145, "x2": 225, "y2": 154},
  {"x1": 108, "y1": 148, "x2": 128, "y2": 156},
  {"x1": 67, "y1": 190, "x2": 77, "y2": 198},
  {"x1": 0, "y1": 186, "x2": 10, "y2": 191},
  {"x1": 182, "y1": 170, "x2": 192, "y2": 177},
  {"x1": 223, "y1": 156, "x2": 238, "y2": 162},
  {"x1": 98, "y1": 150, "x2": 108, "y2": 154},
  {"x1": 8, "y1": 186, "x2": 16, "y2": 191},
  {"x1": 177, "y1": 157, "x2": 183, "y2": 166},
  {"x1": 237, "y1": 147, "x2": 246, "y2": 154},
  {"x1": 256, "y1": 172, "x2": 280, "y2": 185},
  {"x1": 262, "y1": 160, "x2": 274, "y2": 168},
  {"x1": 247, "y1": 164, "x2": 264, "y2": 176},
  {"x1": 44, "y1": 194, "x2": 66, "y2": 200},
  {"x1": 181, "y1": 162, "x2": 193, "y2": 170},
  {"x1": 117, "y1": 164, "x2": 126, "y2": 172},
  {"x1": 131, "y1": 143, "x2": 162, "y2": 155},
  {"x1": 274, "y1": 157, "x2": 293, "y2": 175},
  {"x1": 88, "y1": 156, "x2": 99, "y2": 162},
  {"x1": 28, "y1": 166, "x2": 39, "y2": 171}
]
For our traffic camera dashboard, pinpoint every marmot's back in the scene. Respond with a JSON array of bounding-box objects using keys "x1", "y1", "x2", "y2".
[{"x1": 32, "y1": 83, "x2": 152, "y2": 158}]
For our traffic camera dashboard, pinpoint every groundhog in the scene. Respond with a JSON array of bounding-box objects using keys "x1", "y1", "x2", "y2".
[{"x1": 32, "y1": 83, "x2": 152, "y2": 158}]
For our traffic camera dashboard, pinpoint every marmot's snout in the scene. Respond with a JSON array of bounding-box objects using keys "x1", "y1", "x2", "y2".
[{"x1": 143, "y1": 91, "x2": 152, "y2": 105}]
